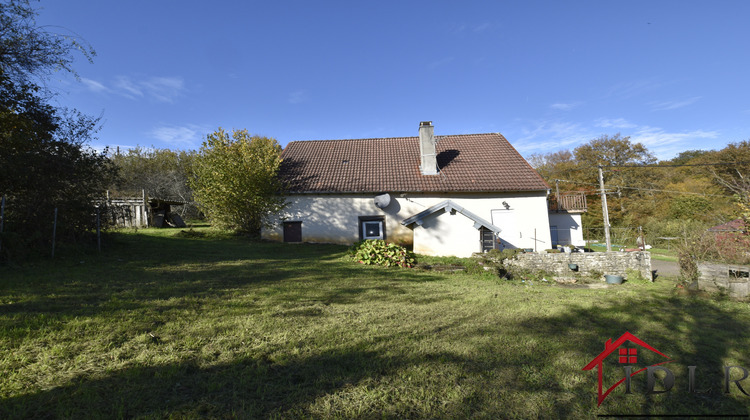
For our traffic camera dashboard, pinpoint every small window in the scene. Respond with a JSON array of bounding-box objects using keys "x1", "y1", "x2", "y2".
[
  {"x1": 729, "y1": 269, "x2": 750, "y2": 278},
  {"x1": 359, "y1": 216, "x2": 385, "y2": 241}
]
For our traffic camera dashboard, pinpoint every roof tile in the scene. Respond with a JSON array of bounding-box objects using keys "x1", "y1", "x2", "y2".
[{"x1": 280, "y1": 133, "x2": 549, "y2": 193}]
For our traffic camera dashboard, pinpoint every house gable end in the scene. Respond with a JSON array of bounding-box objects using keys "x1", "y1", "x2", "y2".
[{"x1": 401, "y1": 200, "x2": 502, "y2": 234}]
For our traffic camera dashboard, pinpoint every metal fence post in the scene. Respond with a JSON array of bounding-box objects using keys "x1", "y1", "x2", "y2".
[
  {"x1": 52, "y1": 207, "x2": 58, "y2": 258},
  {"x1": 96, "y1": 205, "x2": 101, "y2": 252}
]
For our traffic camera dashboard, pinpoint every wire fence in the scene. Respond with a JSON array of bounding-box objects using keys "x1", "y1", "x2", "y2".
[
  {"x1": 0, "y1": 193, "x2": 149, "y2": 261},
  {"x1": 582, "y1": 227, "x2": 646, "y2": 249},
  {"x1": 581, "y1": 226, "x2": 684, "y2": 251}
]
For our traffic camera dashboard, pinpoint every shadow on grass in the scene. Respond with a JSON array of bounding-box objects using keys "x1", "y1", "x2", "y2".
[
  {"x1": 3, "y1": 231, "x2": 750, "y2": 417},
  {"x1": 0, "y1": 343, "x2": 501, "y2": 418},
  {"x1": 464, "y1": 289, "x2": 750, "y2": 417},
  {"x1": 5, "y1": 290, "x2": 748, "y2": 418},
  {"x1": 0, "y1": 231, "x2": 448, "y2": 335}
]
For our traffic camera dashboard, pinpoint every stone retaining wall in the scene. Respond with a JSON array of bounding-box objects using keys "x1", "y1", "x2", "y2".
[
  {"x1": 502, "y1": 251, "x2": 652, "y2": 281},
  {"x1": 697, "y1": 262, "x2": 750, "y2": 298}
]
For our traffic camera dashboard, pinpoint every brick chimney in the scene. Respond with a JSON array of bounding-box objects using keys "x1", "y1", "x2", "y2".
[{"x1": 419, "y1": 121, "x2": 438, "y2": 175}]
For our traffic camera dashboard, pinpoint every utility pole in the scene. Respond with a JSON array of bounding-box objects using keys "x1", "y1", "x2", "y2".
[
  {"x1": 598, "y1": 166, "x2": 612, "y2": 252},
  {"x1": 555, "y1": 179, "x2": 560, "y2": 212}
]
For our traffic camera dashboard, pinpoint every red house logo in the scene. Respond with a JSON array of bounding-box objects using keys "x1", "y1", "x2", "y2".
[{"x1": 582, "y1": 332, "x2": 672, "y2": 405}]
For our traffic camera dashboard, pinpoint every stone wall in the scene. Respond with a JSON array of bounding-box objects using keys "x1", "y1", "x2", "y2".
[
  {"x1": 502, "y1": 251, "x2": 652, "y2": 281},
  {"x1": 697, "y1": 262, "x2": 750, "y2": 298}
]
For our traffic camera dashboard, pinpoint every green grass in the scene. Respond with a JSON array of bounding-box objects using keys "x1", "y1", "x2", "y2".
[
  {"x1": 587, "y1": 242, "x2": 678, "y2": 262},
  {"x1": 648, "y1": 247, "x2": 679, "y2": 262},
  {"x1": 2, "y1": 228, "x2": 750, "y2": 418}
]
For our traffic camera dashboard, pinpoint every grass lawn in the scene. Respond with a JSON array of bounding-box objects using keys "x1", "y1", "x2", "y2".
[
  {"x1": 2, "y1": 228, "x2": 750, "y2": 418},
  {"x1": 588, "y1": 243, "x2": 678, "y2": 262}
]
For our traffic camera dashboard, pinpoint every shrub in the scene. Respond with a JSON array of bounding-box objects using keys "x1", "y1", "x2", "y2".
[
  {"x1": 463, "y1": 258, "x2": 491, "y2": 276},
  {"x1": 578, "y1": 269, "x2": 603, "y2": 284},
  {"x1": 190, "y1": 129, "x2": 286, "y2": 235},
  {"x1": 504, "y1": 267, "x2": 555, "y2": 282},
  {"x1": 350, "y1": 240, "x2": 416, "y2": 268},
  {"x1": 487, "y1": 248, "x2": 522, "y2": 260},
  {"x1": 714, "y1": 232, "x2": 750, "y2": 265},
  {"x1": 677, "y1": 250, "x2": 699, "y2": 284},
  {"x1": 674, "y1": 226, "x2": 750, "y2": 285},
  {"x1": 625, "y1": 268, "x2": 650, "y2": 284}
]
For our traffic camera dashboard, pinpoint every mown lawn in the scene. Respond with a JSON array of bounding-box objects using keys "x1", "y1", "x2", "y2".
[
  {"x1": 1, "y1": 228, "x2": 750, "y2": 418},
  {"x1": 588, "y1": 243, "x2": 678, "y2": 262}
]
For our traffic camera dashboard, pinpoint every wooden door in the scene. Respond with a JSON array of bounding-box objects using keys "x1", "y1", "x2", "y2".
[
  {"x1": 480, "y1": 227, "x2": 495, "y2": 252},
  {"x1": 283, "y1": 221, "x2": 302, "y2": 243}
]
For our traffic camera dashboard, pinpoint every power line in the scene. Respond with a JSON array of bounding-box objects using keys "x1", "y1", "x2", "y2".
[
  {"x1": 536, "y1": 161, "x2": 750, "y2": 170},
  {"x1": 554, "y1": 178, "x2": 728, "y2": 197},
  {"x1": 603, "y1": 161, "x2": 750, "y2": 168}
]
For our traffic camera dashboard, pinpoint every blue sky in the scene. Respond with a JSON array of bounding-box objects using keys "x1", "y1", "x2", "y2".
[{"x1": 37, "y1": 1, "x2": 750, "y2": 160}]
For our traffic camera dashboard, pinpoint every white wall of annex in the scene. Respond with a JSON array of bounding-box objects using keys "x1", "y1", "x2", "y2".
[
  {"x1": 548, "y1": 213, "x2": 585, "y2": 247},
  {"x1": 412, "y1": 210, "x2": 483, "y2": 257}
]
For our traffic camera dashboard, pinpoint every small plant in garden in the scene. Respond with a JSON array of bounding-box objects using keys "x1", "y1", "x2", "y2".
[
  {"x1": 176, "y1": 228, "x2": 206, "y2": 238},
  {"x1": 577, "y1": 269, "x2": 603, "y2": 284},
  {"x1": 486, "y1": 248, "x2": 522, "y2": 261},
  {"x1": 677, "y1": 249, "x2": 699, "y2": 285},
  {"x1": 463, "y1": 257, "x2": 495, "y2": 276},
  {"x1": 349, "y1": 240, "x2": 416, "y2": 268},
  {"x1": 625, "y1": 268, "x2": 650, "y2": 284}
]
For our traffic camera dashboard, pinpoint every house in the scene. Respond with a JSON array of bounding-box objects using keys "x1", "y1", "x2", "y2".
[
  {"x1": 261, "y1": 122, "x2": 554, "y2": 258},
  {"x1": 548, "y1": 191, "x2": 587, "y2": 247}
]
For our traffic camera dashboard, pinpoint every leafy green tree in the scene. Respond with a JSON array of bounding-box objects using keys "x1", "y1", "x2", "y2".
[
  {"x1": 573, "y1": 133, "x2": 656, "y2": 167},
  {"x1": 528, "y1": 133, "x2": 747, "y2": 242},
  {"x1": 190, "y1": 128, "x2": 286, "y2": 234},
  {"x1": 527, "y1": 150, "x2": 579, "y2": 183},
  {"x1": 706, "y1": 140, "x2": 750, "y2": 230},
  {"x1": 0, "y1": 0, "x2": 95, "y2": 85},
  {"x1": 669, "y1": 195, "x2": 712, "y2": 220},
  {"x1": 573, "y1": 134, "x2": 659, "y2": 229},
  {"x1": 110, "y1": 146, "x2": 197, "y2": 206},
  {"x1": 0, "y1": 0, "x2": 114, "y2": 260}
]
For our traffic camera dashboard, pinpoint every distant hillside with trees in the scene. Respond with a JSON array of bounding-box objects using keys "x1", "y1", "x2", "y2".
[{"x1": 528, "y1": 134, "x2": 749, "y2": 249}]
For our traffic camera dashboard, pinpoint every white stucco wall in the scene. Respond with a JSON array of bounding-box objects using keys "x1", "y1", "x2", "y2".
[
  {"x1": 548, "y1": 213, "x2": 585, "y2": 247},
  {"x1": 262, "y1": 192, "x2": 552, "y2": 258}
]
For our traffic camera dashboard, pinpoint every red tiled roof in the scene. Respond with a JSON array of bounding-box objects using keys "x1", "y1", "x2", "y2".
[
  {"x1": 708, "y1": 218, "x2": 746, "y2": 232},
  {"x1": 280, "y1": 133, "x2": 550, "y2": 193}
]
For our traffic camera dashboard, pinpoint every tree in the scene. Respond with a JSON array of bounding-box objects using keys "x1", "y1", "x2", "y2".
[
  {"x1": 0, "y1": 0, "x2": 95, "y2": 86},
  {"x1": 527, "y1": 150, "x2": 578, "y2": 182},
  {"x1": 573, "y1": 133, "x2": 656, "y2": 167},
  {"x1": 708, "y1": 140, "x2": 750, "y2": 230},
  {"x1": 190, "y1": 128, "x2": 286, "y2": 234},
  {"x1": 109, "y1": 146, "x2": 199, "y2": 218},
  {"x1": 0, "y1": 0, "x2": 114, "y2": 260},
  {"x1": 110, "y1": 147, "x2": 194, "y2": 200},
  {"x1": 572, "y1": 134, "x2": 660, "y2": 228}
]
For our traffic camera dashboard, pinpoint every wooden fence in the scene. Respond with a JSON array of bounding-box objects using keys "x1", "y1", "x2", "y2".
[{"x1": 107, "y1": 197, "x2": 149, "y2": 228}]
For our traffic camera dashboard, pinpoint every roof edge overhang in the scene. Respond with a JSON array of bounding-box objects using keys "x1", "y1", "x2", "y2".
[
  {"x1": 283, "y1": 189, "x2": 549, "y2": 195},
  {"x1": 400, "y1": 200, "x2": 502, "y2": 234}
]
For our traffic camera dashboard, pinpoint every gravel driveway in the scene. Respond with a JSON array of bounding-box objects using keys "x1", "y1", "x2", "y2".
[{"x1": 651, "y1": 259, "x2": 680, "y2": 279}]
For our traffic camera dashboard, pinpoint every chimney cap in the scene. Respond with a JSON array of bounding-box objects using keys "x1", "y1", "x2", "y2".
[{"x1": 419, "y1": 121, "x2": 433, "y2": 127}]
